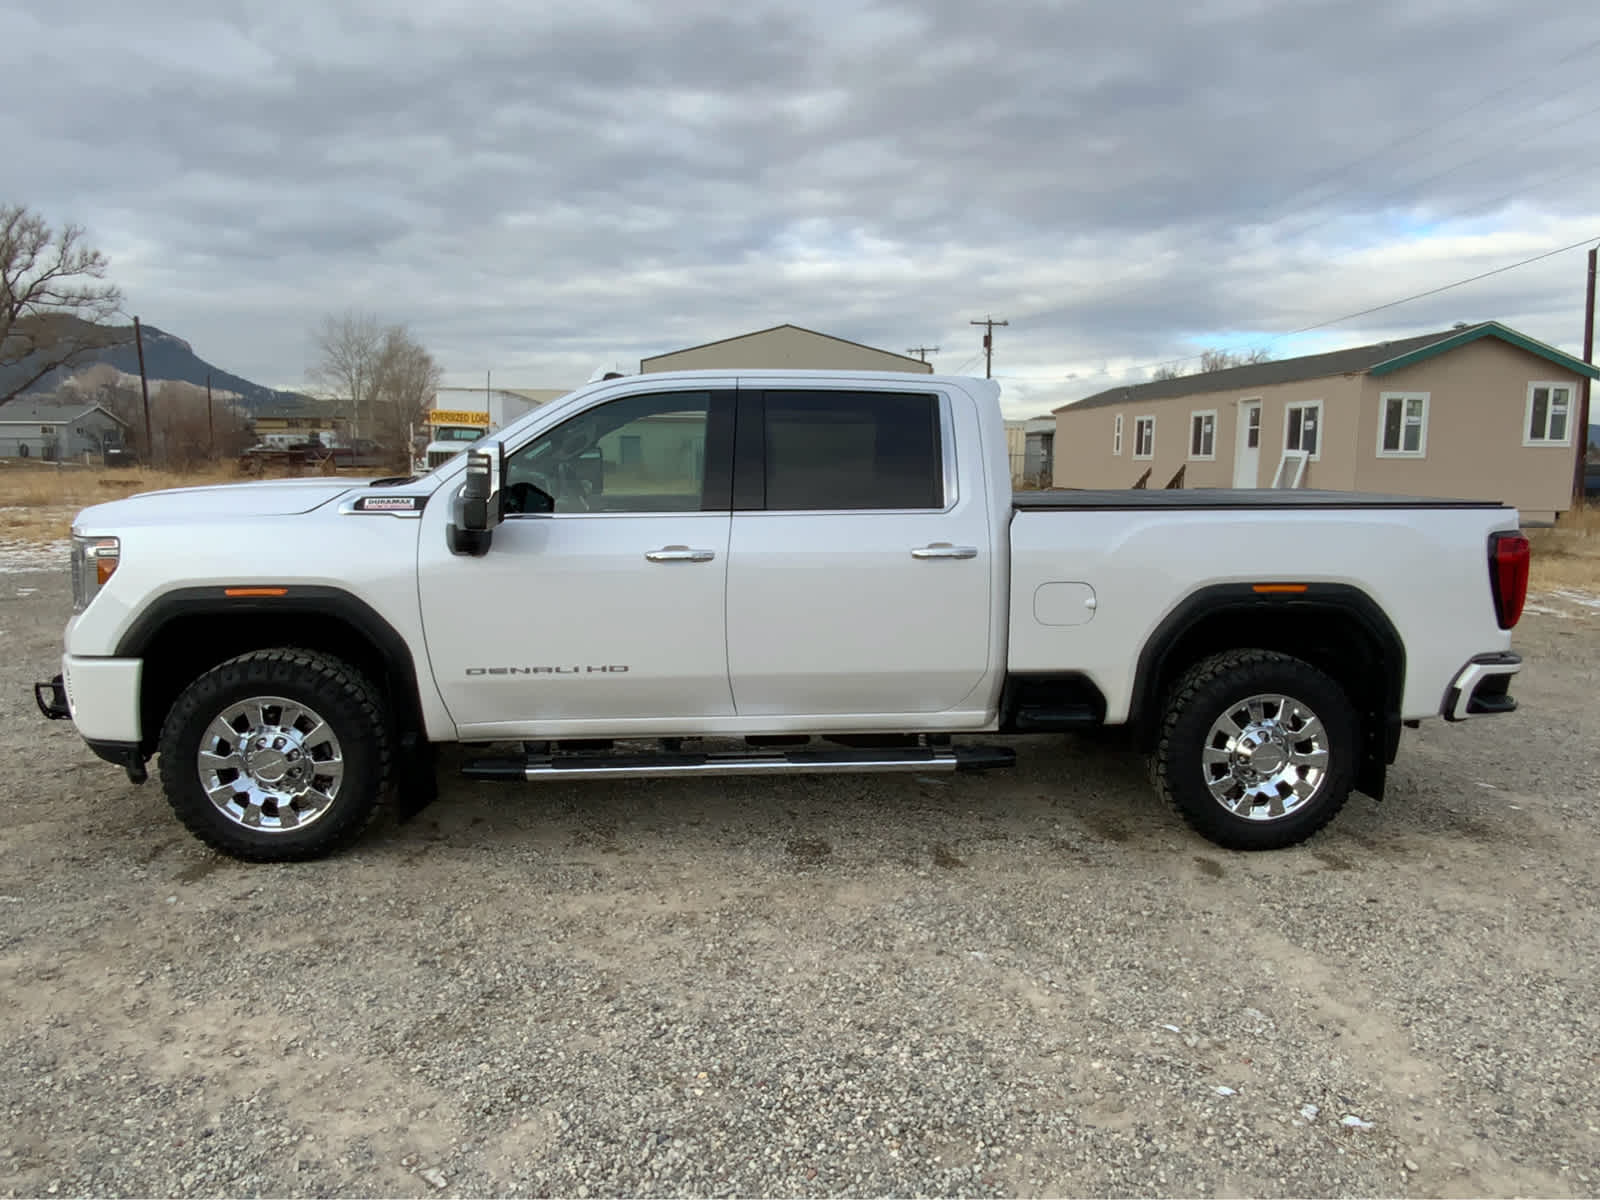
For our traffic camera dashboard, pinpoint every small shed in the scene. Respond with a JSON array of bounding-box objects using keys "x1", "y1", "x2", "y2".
[{"x1": 641, "y1": 324, "x2": 934, "y2": 375}]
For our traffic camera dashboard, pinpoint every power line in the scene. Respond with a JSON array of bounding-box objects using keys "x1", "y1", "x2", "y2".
[
  {"x1": 1274, "y1": 94, "x2": 1600, "y2": 248},
  {"x1": 1439, "y1": 158, "x2": 1599, "y2": 231},
  {"x1": 1250, "y1": 33, "x2": 1600, "y2": 230},
  {"x1": 1044, "y1": 234, "x2": 1600, "y2": 387},
  {"x1": 1277, "y1": 232, "x2": 1600, "y2": 337},
  {"x1": 1016, "y1": 51, "x2": 1600, "y2": 333}
]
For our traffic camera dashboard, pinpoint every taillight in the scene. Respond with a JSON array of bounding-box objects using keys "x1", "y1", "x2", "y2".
[{"x1": 1488, "y1": 531, "x2": 1530, "y2": 630}]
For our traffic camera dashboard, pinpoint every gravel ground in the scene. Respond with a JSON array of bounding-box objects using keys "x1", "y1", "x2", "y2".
[{"x1": 2, "y1": 566, "x2": 1599, "y2": 1198}]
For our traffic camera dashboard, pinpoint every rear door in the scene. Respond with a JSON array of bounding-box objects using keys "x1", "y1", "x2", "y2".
[{"x1": 724, "y1": 387, "x2": 993, "y2": 717}]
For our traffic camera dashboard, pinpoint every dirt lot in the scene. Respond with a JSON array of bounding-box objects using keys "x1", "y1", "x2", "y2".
[{"x1": 2, "y1": 562, "x2": 1598, "y2": 1198}]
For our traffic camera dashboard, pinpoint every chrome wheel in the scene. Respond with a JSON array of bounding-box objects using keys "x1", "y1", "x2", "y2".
[
  {"x1": 196, "y1": 695, "x2": 345, "y2": 833},
  {"x1": 1200, "y1": 692, "x2": 1330, "y2": 821}
]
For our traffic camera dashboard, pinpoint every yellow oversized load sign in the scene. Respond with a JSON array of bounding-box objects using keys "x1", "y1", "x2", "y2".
[{"x1": 429, "y1": 410, "x2": 491, "y2": 427}]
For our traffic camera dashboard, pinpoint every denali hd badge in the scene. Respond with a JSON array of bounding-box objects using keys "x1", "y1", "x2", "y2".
[{"x1": 467, "y1": 666, "x2": 630, "y2": 675}]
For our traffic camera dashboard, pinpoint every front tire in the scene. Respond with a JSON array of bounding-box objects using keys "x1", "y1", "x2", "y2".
[
  {"x1": 157, "y1": 649, "x2": 392, "y2": 861},
  {"x1": 1152, "y1": 649, "x2": 1356, "y2": 851}
]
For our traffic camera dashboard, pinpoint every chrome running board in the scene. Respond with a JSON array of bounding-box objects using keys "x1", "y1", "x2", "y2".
[{"x1": 461, "y1": 744, "x2": 1015, "y2": 782}]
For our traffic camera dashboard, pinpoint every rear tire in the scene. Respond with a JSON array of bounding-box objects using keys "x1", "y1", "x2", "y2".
[
  {"x1": 1151, "y1": 649, "x2": 1356, "y2": 851},
  {"x1": 157, "y1": 649, "x2": 391, "y2": 861}
]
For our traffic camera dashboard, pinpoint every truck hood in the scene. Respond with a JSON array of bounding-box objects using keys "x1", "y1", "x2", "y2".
[{"x1": 73, "y1": 478, "x2": 366, "y2": 529}]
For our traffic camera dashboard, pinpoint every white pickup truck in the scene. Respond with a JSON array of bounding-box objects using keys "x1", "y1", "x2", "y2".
[{"x1": 36, "y1": 371, "x2": 1530, "y2": 860}]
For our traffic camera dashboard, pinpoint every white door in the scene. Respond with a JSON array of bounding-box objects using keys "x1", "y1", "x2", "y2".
[
  {"x1": 1234, "y1": 400, "x2": 1262, "y2": 488},
  {"x1": 417, "y1": 390, "x2": 735, "y2": 736},
  {"x1": 725, "y1": 388, "x2": 994, "y2": 717}
]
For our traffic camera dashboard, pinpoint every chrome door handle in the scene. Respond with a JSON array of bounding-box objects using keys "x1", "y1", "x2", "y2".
[
  {"x1": 645, "y1": 545, "x2": 717, "y2": 563},
  {"x1": 911, "y1": 543, "x2": 978, "y2": 560}
]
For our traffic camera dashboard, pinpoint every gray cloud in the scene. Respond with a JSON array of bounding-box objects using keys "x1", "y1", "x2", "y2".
[{"x1": 7, "y1": 0, "x2": 1598, "y2": 414}]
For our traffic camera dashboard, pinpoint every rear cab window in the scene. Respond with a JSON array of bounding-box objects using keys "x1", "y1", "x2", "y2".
[{"x1": 741, "y1": 390, "x2": 945, "y2": 511}]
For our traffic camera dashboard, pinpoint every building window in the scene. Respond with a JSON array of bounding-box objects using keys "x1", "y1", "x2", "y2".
[
  {"x1": 1243, "y1": 403, "x2": 1260, "y2": 449},
  {"x1": 1113, "y1": 414, "x2": 1123, "y2": 456},
  {"x1": 1378, "y1": 392, "x2": 1428, "y2": 457},
  {"x1": 1284, "y1": 401, "x2": 1321, "y2": 459},
  {"x1": 1525, "y1": 382, "x2": 1573, "y2": 445},
  {"x1": 1189, "y1": 411, "x2": 1216, "y2": 460},
  {"x1": 1133, "y1": 415, "x2": 1155, "y2": 460},
  {"x1": 41, "y1": 425, "x2": 54, "y2": 435}
]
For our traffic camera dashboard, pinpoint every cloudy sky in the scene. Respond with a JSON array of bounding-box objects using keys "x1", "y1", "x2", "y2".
[{"x1": 6, "y1": 0, "x2": 1598, "y2": 415}]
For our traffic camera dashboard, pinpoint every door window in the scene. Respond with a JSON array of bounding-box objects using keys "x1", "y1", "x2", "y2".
[
  {"x1": 504, "y1": 391, "x2": 723, "y2": 514},
  {"x1": 756, "y1": 391, "x2": 943, "y2": 511}
]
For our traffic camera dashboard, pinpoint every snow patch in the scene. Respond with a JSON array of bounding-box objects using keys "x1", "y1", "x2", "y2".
[
  {"x1": 1549, "y1": 588, "x2": 1600, "y2": 610},
  {"x1": 0, "y1": 539, "x2": 69, "y2": 574}
]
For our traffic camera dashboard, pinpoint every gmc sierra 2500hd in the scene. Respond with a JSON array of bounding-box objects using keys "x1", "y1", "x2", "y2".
[{"x1": 35, "y1": 371, "x2": 1529, "y2": 860}]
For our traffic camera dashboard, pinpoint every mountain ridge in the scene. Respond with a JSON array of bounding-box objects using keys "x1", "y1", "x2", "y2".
[{"x1": 1, "y1": 318, "x2": 315, "y2": 412}]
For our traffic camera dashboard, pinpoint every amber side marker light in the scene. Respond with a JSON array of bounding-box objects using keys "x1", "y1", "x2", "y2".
[
  {"x1": 223, "y1": 587, "x2": 289, "y2": 598},
  {"x1": 1252, "y1": 583, "x2": 1308, "y2": 594}
]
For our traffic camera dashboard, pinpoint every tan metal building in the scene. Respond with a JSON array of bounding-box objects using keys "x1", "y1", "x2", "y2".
[
  {"x1": 640, "y1": 324, "x2": 934, "y2": 375},
  {"x1": 1053, "y1": 322, "x2": 1597, "y2": 523}
]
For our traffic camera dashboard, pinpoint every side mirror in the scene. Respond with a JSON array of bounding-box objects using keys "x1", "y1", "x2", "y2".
[{"x1": 448, "y1": 440, "x2": 503, "y2": 556}]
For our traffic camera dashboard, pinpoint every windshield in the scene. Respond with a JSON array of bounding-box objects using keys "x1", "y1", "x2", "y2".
[{"x1": 434, "y1": 427, "x2": 485, "y2": 443}]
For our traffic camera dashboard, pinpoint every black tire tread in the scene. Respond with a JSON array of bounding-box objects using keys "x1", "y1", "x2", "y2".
[
  {"x1": 157, "y1": 648, "x2": 391, "y2": 861},
  {"x1": 1152, "y1": 648, "x2": 1351, "y2": 851}
]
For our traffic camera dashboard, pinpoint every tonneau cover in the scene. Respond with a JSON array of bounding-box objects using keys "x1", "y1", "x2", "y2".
[{"x1": 1013, "y1": 488, "x2": 1508, "y2": 512}]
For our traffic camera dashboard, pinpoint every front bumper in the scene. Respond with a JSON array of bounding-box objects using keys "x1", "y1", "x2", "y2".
[
  {"x1": 34, "y1": 656, "x2": 144, "y2": 742},
  {"x1": 1443, "y1": 652, "x2": 1521, "y2": 722},
  {"x1": 35, "y1": 658, "x2": 150, "y2": 784}
]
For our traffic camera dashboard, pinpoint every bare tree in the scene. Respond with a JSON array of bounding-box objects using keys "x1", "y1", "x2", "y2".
[
  {"x1": 370, "y1": 326, "x2": 441, "y2": 467},
  {"x1": 1, "y1": 205, "x2": 125, "y2": 402},
  {"x1": 150, "y1": 379, "x2": 253, "y2": 467},
  {"x1": 1152, "y1": 347, "x2": 1272, "y2": 382},
  {"x1": 307, "y1": 311, "x2": 382, "y2": 435},
  {"x1": 307, "y1": 312, "x2": 441, "y2": 465}
]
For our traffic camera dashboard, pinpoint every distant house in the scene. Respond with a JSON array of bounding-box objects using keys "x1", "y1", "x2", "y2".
[
  {"x1": 1053, "y1": 321, "x2": 1598, "y2": 523},
  {"x1": 1006, "y1": 416, "x2": 1056, "y2": 486},
  {"x1": 0, "y1": 399, "x2": 129, "y2": 460},
  {"x1": 641, "y1": 324, "x2": 935, "y2": 374}
]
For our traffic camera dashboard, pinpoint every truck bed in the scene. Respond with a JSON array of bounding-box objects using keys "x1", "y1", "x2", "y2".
[{"x1": 1013, "y1": 489, "x2": 1509, "y2": 512}]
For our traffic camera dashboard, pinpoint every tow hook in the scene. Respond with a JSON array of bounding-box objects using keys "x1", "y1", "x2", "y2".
[
  {"x1": 124, "y1": 759, "x2": 148, "y2": 785},
  {"x1": 34, "y1": 675, "x2": 70, "y2": 720}
]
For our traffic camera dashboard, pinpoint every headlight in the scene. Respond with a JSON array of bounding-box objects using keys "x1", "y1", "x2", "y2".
[{"x1": 71, "y1": 536, "x2": 120, "y2": 613}]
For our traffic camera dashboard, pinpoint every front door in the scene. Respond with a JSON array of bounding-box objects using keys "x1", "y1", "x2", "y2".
[
  {"x1": 417, "y1": 389, "x2": 736, "y2": 736},
  {"x1": 725, "y1": 388, "x2": 994, "y2": 718},
  {"x1": 1234, "y1": 400, "x2": 1262, "y2": 488}
]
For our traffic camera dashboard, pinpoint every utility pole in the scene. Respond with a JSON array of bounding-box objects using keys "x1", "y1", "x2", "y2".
[
  {"x1": 1576, "y1": 245, "x2": 1596, "y2": 511},
  {"x1": 206, "y1": 372, "x2": 215, "y2": 459},
  {"x1": 906, "y1": 345, "x2": 940, "y2": 364},
  {"x1": 132, "y1": 316, "x2": 152, "y2": 465},
  {"x1": 969, "y1": 315, "x2": 1008, "y2": 378}
]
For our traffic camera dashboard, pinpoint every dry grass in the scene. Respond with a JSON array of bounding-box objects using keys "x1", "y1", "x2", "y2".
[
  {"x1": 1528, "y1": 504, "x2": 1600, "y2": 592},
  {"x1": 0, "y1": 462, "x2": 249, "y2": 510},
  {"x1": 0, "y1": 460, "x2": 310, "y2": 544}
]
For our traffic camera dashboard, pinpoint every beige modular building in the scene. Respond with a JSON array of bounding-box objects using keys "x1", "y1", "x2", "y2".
[
  {"x1": 641, "y1": 324, "x2": 934, "y2": 375},
  {"x1": 1053, "y1": 321, "x2": 1597, "y2": 523}
]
